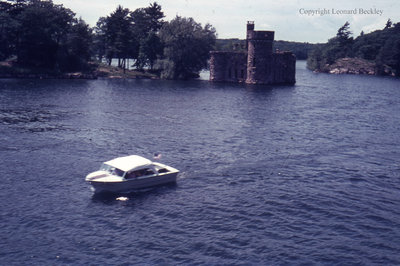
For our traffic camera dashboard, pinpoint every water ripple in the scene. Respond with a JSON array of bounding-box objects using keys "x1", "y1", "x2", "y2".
[{"x1": 0, "y1": 63, "x2": 400, "y2": 264}]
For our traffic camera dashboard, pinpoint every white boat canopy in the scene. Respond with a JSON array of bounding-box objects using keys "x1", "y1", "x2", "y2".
[{"x1": 104, "y1": 155, "x2": 152, "y2": 172}]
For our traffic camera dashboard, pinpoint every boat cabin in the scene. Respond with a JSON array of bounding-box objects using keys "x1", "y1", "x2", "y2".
[{"x1": 100, "y1": 155, "x2": 170, "y2": 180}]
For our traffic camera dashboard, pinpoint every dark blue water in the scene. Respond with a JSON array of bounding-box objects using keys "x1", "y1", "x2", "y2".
[{"x1": 1, "y1": 61, "x2": 400, "y2": 265}]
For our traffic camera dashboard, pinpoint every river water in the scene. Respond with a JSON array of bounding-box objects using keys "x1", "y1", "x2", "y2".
[{"x1": 1, "y1": 61, "x2": 399, "y2": 264}]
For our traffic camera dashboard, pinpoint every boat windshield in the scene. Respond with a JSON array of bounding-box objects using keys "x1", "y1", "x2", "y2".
[{"x1": 100, "y1": 163, "x2": 125, "y2": 177}]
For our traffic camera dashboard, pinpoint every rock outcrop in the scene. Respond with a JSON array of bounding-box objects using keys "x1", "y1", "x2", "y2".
[
  {"x1": 320, "y1": 57, "x2": 395, "y2": 76},
  {"x1": 327, "y1": 58, "x2": 375, "y2": 75}
]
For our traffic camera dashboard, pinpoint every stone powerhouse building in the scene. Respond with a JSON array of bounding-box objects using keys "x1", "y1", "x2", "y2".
[{"x1": 210, "y1": 22, "x2": 296, "y2": 85}]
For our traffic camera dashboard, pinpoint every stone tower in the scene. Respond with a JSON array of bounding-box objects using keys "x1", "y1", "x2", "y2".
[
  {"x1": 246, "y1": 21, "x2": 255, "y2": 49},
  {"x1": 246, "y1": 21, "x2": 275, "y2": 84},
  {"x1": 209, "y1": 22, "x2": 296, "y2": 85}
]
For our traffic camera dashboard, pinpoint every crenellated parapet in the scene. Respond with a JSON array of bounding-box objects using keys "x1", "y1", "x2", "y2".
[{"x1": 247, "y1": 30, "x2": 274, "y2": 41}]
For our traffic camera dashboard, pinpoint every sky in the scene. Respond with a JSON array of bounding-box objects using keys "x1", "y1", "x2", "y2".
[{"x1": 53, "y1": 0, "x2": 400, "y2": 43}]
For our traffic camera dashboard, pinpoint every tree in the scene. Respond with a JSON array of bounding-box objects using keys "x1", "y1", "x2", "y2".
[
  {"x1": 0, "y1": 3, "x2": 18, "y2": 60},
  {"x1": 377, "y1": 23, "x2": 400, "y2": 76},
  {"x1": 137, "y1": 31, "x2": 163, "y2": 70},
  {"x1": 131, "y1": 2, "x2": 164, "y2": 38},
  {"x1": 16, "y1": 0, "x2": 76, "y2": 68},
  {"x1": 144, "y1": 2, "x2": 164, "y2": 32},
  {"x1": 385, "y1": 19, "x2": 392, "y2": 29},
  {"x1": 353, "y1": 30, "x2": 386, "y2": 61},
  {"x1": 131, "y1": 2, "x2": 165, "y2": 69},
  {"x1": 61, "y1": 18, "x2": 93, "y2": 71},
  {"x1": 157, "y1": 16, "x2": 216, "y2": 79},
  {"x1": 93, "y1": 17, "x2": 107, "y2": 62},
  {"x1": 307, "y1": 22, "x2": 354, "y2": 70},
  {"x1": 336, "y1": 21, "x2": 353, "y2": 51},
  {"x1": 92, "y1": 2, "x2": 165, "y2": 71},
  {"x1": 337, "y1": 21, "x2": 352, "y2": 40},
  {"x1": 306, "y1": 44, "x2": 324, "y2": 71},
  {"x1": 103, "y1": 5, "x2": 138, "y2": 71},
  {"x1": 130, "y1": 7, "x2": 150, "y2": 40},
  {"x1": 0, "y1": 0, "x2": 93, "y2": 72},
  {"x1": 307, "y1": 20, "x2": 400, "y2": 75}
]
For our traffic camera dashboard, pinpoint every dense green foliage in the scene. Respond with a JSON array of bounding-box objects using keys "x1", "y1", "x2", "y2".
[
  {"x1": 0, "y1": 0, "x2": 92, "y2": 71},
  {"x1": 94, "y1": 4, "x2": 215, "y2": 78},
  {"x1": 0, "y1": 1, "x2": 215, "y2": 78},
  {"x1": 307, "y1": 20, "x2": 400, "y2": 76},
  {"x1": 156, "y1": 16, "x2": 216, "y2": 79},
  {"x1": 215, "y1": 39, "x2": 315, "y2": 60},
  {"x1": 93, "y1": 2, "x2": 165, "y2": 71},
  {"x1": 307, "y1": 21, "x2": 353, "y2": 70}
]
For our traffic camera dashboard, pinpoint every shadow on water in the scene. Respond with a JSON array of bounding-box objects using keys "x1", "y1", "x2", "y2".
[
  {"x1": 245, "y1": 83, "x2": 295, "y2": 92},
  {"x1": 90, "y1": 182, "x2": 178, "y2": 205},
  {"x1": 206, "y1": 77, "x2": 296, "y2": 93}
]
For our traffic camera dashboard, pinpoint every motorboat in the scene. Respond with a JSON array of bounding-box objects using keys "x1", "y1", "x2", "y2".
[{"x1": 85, "y1": 155, "x2": 179, "y2": 193}]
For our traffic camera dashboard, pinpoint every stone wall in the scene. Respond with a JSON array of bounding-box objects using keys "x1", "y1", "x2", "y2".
[
  {"x1": 246, "y1": 36, "x2": 274, "y2": 84},
  {"x1": 246, "y1": 52, "x2": 296, "y2": 84},
  {"x1": 272, "y1": 52, "x2": 296, "y2": 84},
  {"x1": 210, "y1": 51, "x2": 247, "y2": 83}
]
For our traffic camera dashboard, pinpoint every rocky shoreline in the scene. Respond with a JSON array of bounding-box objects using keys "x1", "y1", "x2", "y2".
[{"x1": 316, "y1": 57, "x2": 396, "y2": 76}]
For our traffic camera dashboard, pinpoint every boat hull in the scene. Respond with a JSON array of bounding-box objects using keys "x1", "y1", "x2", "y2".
[{"x1": 89, "y1": 172, "x2": 178, "y2": 193}]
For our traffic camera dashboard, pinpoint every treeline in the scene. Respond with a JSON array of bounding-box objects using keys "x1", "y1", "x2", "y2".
[
  {"x1": 215, "y1": 39, "x2": 315, "y2": 60},
  {"x1": 0, "y1": 0, "x2": 216, "y2": 79},
  {"x1": 274, "y1": 41, "x2": 315, "y2": 60},
  {"x1": 0, "y1": 0, "x2": 92, "y2": 72},
  {"x1": 215, "y1": 39, "x2": 246, "y2": 52},
  {"x1": 307, "y1": 20, "x2": 400, "y2": 76}
]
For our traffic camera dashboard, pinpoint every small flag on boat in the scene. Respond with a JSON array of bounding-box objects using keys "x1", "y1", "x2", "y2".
[{"x1": 153, "y1": 153, "x2": 162, "y2": 160}]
